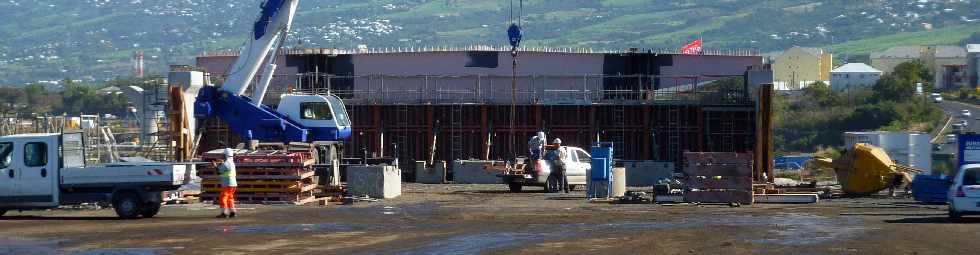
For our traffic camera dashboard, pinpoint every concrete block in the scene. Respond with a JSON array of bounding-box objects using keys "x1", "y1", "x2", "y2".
[
  {"x1": 452, "y1": 160, "x2": 504, "y2": 184},
  {"x1": 624, "y1": 161, "x2": 676, "y2": 187},
  {"x1": 347, "y1": 165, "x2": 402, "y2": 199},
  {"x1": 415, "y1": 161, "x2": 446, "y2": 184}
]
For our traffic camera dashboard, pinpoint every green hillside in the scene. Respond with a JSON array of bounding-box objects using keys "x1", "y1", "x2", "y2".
[{"x1": 0, "y1": 0, "x2": 977, "y2": 85}]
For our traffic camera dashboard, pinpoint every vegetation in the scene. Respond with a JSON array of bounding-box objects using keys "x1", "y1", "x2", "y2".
[
  {"x1": 775, "y1": 61, "x2": 945, "y2": 153},
  {"x1": 0, "y1": 77, "x2": 158, "y2": 117}
]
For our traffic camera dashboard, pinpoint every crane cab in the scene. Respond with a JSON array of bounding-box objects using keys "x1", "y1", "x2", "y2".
[{"x1": 278, "y1": 94, "x2": 353, "y2": 141}]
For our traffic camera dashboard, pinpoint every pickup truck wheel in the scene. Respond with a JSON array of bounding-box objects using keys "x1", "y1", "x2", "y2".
[
  {"x1": 141, "y1": 203, "x2": 161, "y2": 218},
  {"x1": 508, "y1": 183, "x2": 523, "y2": 192},
  {"x1": 546, "y1": 175, "x2": 560, "y2": 193},
  {"x1": 113, "y1": 193, "x2": 143, "y2": 219}
]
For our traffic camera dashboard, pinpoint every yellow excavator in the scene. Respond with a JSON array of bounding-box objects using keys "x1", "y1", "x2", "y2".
[{"x1": 815, "y1": 143, "x2": 922, "y2": 195}]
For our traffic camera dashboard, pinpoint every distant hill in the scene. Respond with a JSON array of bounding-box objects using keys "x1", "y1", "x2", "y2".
[{"x1": 0, "y1": 0, "x2": 978, "y2": 84}]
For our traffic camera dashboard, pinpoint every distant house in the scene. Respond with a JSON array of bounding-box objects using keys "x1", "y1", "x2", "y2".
[
  {"x1": 870, "y1": 45, "x2": 968, "y2": 89},
  {"x1": 830, "y1": 63, "x2": 882, "y2": 91},
  {"x1": 772, "y1": 46, "x2": 833, "y2": 90}
]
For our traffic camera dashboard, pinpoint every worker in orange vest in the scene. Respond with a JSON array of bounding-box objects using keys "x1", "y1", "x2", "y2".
[{"x1": 216, "y1": 148, "x2": 238, "y2": 218}]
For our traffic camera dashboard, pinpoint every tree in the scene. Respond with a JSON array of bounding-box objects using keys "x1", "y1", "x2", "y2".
[
  {"x1": 871, "y1": 74, "x2": 915, "y2": 102},
  {"x1": 801, "y1": 81, "x2": 837, "y2": 106},
  {"x1": 892, "y1": 60, "x2": 933, "y2": 91},
  {"x1": 0, "y1": 87, "x2": 24, "y2": 114}
]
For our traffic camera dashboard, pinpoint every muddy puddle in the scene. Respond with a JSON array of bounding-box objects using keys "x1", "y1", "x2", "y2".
[
  {"x1": 0, "y1": 237, "x2": 162, "y2": 255},
  {"x1": 215, "y1": 222, "x2": 355, "y2": 234},
  {"x1": 335, "y1": 202, "x2": 440, "y2": 217},
  {"x1": 395, "y1": 212, "x2": 865, "y2": 253}
]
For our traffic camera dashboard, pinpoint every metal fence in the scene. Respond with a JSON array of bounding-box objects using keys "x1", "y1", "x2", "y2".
[{"x1": 260, "y1": 74, "x2": 751, "y2": 106}]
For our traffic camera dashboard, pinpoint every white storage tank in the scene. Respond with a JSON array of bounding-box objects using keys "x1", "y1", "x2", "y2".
[{"x1": 844, "y1": 132, "x2": 932, "y2": 173}]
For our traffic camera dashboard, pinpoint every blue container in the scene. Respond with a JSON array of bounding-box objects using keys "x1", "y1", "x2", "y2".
[
  {"x1": 912, "y1": 174, "x2": 951, "y2": 204},
  {"x1": 591, "y1": 143, "x2": 614, "y2": 180},
  {"x1": 591, "y1": 158, "x2": 609, "y2": 180}
]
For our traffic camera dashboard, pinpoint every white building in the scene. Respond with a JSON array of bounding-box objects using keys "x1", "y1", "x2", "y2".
[
  {"x1": 830, "y1": 63, "x2": 882, "y2": 91},
  {"x1": 844, "y1": 132, "x2": 932, "y2": 173}
]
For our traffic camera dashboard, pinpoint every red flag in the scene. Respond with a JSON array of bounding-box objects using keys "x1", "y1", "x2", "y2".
[{"x1": 681, "y1": 39, "x2": 703, "y2": 55}]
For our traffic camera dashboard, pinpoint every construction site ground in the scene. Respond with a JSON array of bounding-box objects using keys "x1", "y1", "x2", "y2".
[{"x1": 0, "y1": 183, "x2": 976, "y2": 255}]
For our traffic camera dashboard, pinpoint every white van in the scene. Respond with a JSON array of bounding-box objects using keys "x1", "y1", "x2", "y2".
[{"x1": 948, "y1": 164, "x2": 980, "y2": 220}]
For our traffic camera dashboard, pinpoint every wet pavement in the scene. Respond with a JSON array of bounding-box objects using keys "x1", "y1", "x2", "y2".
[{"x1": 0, "y1": 184, "x2": 977, "y2": 254}]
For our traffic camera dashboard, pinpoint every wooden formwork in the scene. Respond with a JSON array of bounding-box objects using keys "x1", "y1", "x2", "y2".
[{"x1": 682, "y1": 152, "x2": 754, "y2": 205}]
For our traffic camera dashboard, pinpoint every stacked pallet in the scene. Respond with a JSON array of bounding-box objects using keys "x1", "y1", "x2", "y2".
[
  {"x1": 200, "y1": 149, "x2": 317, "y2": 205},
  {"x1": 682, "y1": 152, "x2": 754, "y2": 205}
]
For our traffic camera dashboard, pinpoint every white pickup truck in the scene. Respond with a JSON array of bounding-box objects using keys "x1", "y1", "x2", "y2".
[
  {"x1": 499, "y1": 146, "x2": 591, "y2": 192},
  {"x1": 0, "y1": 133, "x2": 192, "y2": 219}
]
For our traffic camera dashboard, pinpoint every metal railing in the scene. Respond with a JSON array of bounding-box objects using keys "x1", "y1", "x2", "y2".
[{"x1": 259, "y1": 74, "x2": 752, "y2": 106}]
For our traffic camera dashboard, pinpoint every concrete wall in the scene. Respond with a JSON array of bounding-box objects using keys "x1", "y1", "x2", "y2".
[
  {"x1": 871, "y1": 57, "x2": 915, "y2": 74},
  {"x1": 819, "y1": 53, "x2": 834, "y2": 81},
  {"x1": 415, "y1": 161, "x2": 446, "y2": 184},
  {"x1": 347, "y1": 165, "x2": 402, "y2": 199},
  {"x1": 772, "y1": 47, "x2": 822, "y2": 88},
  {"x1": 830, "y1": 72, "x2": 882, "y2": 91},
  {"x1": 452, "y1": 160, "x2": 504, "y2": 184},
  {"x1": 622, "y1": 161, "x2": 676, "y2": 187}
]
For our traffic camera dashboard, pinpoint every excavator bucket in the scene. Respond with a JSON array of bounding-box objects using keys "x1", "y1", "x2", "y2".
[{"x1": 812, "y1": 144, "x2": 919, "y2": 195}]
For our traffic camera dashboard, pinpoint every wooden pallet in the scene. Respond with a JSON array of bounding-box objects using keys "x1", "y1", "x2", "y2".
[
  {"x1": 683, "y1": 152, "x2": 755, "y2": 205},
  {"x1": 201, "y1": 191, "x2": 316, "y2": 205},
  {"x1": 199, "y1": 168, "x2": 315, "y2": 180},
  {"x1": 203, "y1": 150, "x2": 315, "y2": 167},
  {"x1": 202, "y1": 180, "x2": 317, "y2": 193}
]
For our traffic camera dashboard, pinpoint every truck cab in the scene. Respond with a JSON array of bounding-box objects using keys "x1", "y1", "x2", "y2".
[
  {"x1": 0, "y1": 133, "x2": 191, "y2": 219},
  {"x1": 0, "y1": 133, "x2": 62, "y2": 209}
]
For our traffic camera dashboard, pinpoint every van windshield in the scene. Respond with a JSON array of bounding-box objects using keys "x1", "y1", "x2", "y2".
[{"x1": 0, "y1": 142, "x2": 11, "y2": 168}]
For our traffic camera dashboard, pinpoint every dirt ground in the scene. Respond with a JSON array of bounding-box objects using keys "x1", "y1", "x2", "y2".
[{"x1": 0, "y1": 183, "x2": 978, "y2": 255}]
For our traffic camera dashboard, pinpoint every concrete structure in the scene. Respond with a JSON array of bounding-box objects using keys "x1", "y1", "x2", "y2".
[
  {"x1": 844, "y1": 132, "x2": 932, "y2": 173},
  {"x1": 191, "y1": 48, "x2": 768, "y2": 176},
  {"x1": 197, "y1": 48, "x2": 763, "y2": 105},
  {"x1": 931, "y1": 46, "x2": 969, "y2": 89},
  {"x1": 830, "y1": 63, "x2": 882, "y2": 91},
  {"x1": 347, "y1": 165, "x2": 402, "y2": 199},
  {"x1": 453, "y1": 160, "x2": 505, "y2": 184},
  {"x1": 871, "y1": 46, "x2": 968, "y2": 89},
  {"x1": 415, "y1": 161, "x2": 446, "y2": 184},
  {"x1": 772, "y1": 47, "x2": 832, "y2": 90},
  {"x1": 968, "y1": 44, "x2": 980, "y2": 88},
  {"x1": 622, "y1": 161, "x2": 675, "y2": 187}
]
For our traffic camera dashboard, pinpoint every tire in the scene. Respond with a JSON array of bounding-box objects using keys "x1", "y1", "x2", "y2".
[
  {"x1": 508, "y1": 183, "x2": 523, "y2": 193},
  {"x1": 0, "y1": 210, "x2": 6, "y2": 217},
  {"x1": 949, "y1": 207, "x2": 962, "y2": 221},
  {"x1": 141, "y1": 203, "x2": 161, "y2": 218},
  {"x1": 113, "y1": 193, "x2": 144, "y2": 219},
  {"x1": 546, "y1": 175, "x2": 560, "y2": 193},
  {"x1": 568, "y1": 185, "x2": 576, "y2": 191}
]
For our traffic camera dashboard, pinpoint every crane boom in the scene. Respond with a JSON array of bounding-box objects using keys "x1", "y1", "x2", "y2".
[
  {"x1": 221, "y1": 0, "x2": 298, "y2": 97},
  {"x1": 194, "y1": 0, "x2": 352, "y2": 144}
]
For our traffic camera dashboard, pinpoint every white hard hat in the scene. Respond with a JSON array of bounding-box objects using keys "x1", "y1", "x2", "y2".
[
  {"x1": 223, "y1": 148, "x2": 235, "y2": 157},
  {"x1": 553, "y1": 138, "x2": 562, "y2": 144}
]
